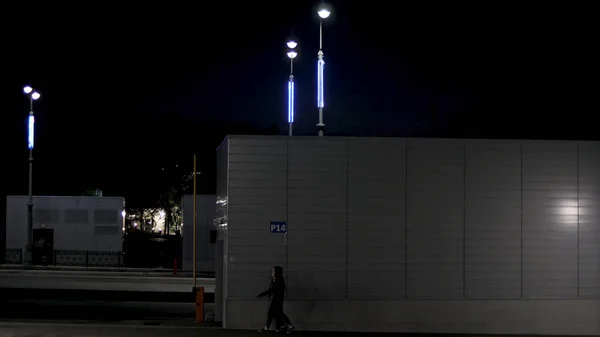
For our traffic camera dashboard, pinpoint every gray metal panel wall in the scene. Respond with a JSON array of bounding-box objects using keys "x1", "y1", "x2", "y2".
[
  {"x1": 407, "y1": 139, "x2": 464, "y2": 299},
  {"x1": 578, "y1": 142, "x2": 600, "y2": 298},
  {"x1": 465, "y1": 140, "x2": 521, "y2": 299},
  {"x1": 226, "y1": 137, "x2": 288, "y2": 299},
  {"x1": 287, "y1": 138, "x2": 347, "y2": 300},
  {"x1": 347, "y1": 138, "x2": 405, "y2": 300},
  {"x1": 522, "y1": 141, "x2": 578, "y2": 298},
  {"x1": 224, "y1": 136, "x2": 600, "y2": 307}
]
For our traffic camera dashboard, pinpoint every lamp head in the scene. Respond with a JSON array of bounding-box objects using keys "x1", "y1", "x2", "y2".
[
  {"x1": 318, "y1": 8, "x2": 331, "y2": 19},
  {"x1": 286, "y1": 41, "x2": 298, "y2": 49}
]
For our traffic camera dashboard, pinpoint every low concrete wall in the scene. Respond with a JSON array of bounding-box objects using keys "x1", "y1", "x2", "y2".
[{"x1": 226, "y1": 299, "x2": 600, "y2": 335}]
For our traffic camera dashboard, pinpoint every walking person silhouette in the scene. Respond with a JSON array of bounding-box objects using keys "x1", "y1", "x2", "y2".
[{"x1": 257, "y1": 266, "x2": 295, "y2": 334}]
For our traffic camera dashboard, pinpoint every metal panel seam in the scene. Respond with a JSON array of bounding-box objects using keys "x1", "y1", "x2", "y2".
[
  {"x1": 577, "y1": 142, "x2": 580, "y2": 298},
  {"x1": 520, "y1": 143, "x2": 523, "y2": 299},
  {"x1": 462, "y1": 142, "x2": 467, "y2": 299},
  {"x1": 345, "y1": 139, "x2": 349, "y2": 299},
  {"x1": 404, "y1": 139, "x2": 408, "y2": 300}
]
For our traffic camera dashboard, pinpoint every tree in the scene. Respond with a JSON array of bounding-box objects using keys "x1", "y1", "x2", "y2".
[
  {"x1": 159, "y1": 166, "x2": 194, "y2": 235},
  {"x1": 125, "y1": 207, "x2": 167, "y2": 232}
]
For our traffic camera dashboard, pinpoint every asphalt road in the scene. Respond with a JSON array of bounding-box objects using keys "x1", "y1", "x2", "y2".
[
  {"x1": 0, "y1": 299, "x2": 211, "y2": 325},
  {"x1": 0, "y1": 269, "x2": 217, "y2": 324},
  {"x1": 0, "y1": 270, "x2": 215, "y2": 303}
]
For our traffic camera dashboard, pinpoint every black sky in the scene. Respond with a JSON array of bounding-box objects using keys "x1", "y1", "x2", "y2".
[{"x1": 2, "y1": 2, "x2": 598, "y2": 206}]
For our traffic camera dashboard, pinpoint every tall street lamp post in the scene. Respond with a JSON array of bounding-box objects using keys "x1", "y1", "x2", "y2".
[{"x1": 22, "y1": 84, "x2": 41, "y2": 266}]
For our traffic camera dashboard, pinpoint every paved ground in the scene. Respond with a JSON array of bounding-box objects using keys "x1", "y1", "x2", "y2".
[
  {"x1": 0, "y1": 323, "x2": 220, "y2": 337},
  {"x1": 0, "y1": 323, "x2": 311, "y2": 337},
  {"x1": 0, "y1": 270, "x2": 215, "y2": 323},
  {"x1": 0, "y1": 299, "x2": 209, "y2": 324},
  {"x1": 0, "y1": 322, "x2": 577, "y2": 337}
]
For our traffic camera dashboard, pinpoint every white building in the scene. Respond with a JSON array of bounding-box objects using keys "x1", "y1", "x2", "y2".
[
  {"x1": 5, "y1": 196, "x2": 125, "y2": 253},
  {"x1": 181, "y1": 194, "x2": 216, "y2": 272},
  {"x1": 214, "y1": 135, "x2": 600, "y2": 335}
]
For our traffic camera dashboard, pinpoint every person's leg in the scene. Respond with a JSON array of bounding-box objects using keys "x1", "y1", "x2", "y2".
[
  {"x1": 273, "y1": 301, "x2": 284, "y2": 330},
  {"x1": 280, "y1": 303, "x2": 294, "y2": 333},
  {"x1": 282, "y1": 312, "x2": 295, "y2": 333},
  {"x1": 258, "y1": 303, "x2": 275, "y2": 332}
]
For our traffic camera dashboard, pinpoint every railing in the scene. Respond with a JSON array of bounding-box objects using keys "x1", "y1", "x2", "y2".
[
  {"x1": 2, "y1": 248, "x2": 123, "y2": 268},
  {"x1": 54, "y1": 250, "x2": 123, "y2": 268},
  {"x1": 3, "y1": 248, "x2": 23, "y2": 264}
]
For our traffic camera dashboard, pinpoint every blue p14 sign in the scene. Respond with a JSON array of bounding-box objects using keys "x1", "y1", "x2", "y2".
[{"x1": 270, "y1": 221, "x2": 287, "y2": 234}]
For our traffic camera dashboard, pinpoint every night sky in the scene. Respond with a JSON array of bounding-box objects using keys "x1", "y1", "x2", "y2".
[{"x1": 2, "y1": 2, "x2": 598, "y2": 207}]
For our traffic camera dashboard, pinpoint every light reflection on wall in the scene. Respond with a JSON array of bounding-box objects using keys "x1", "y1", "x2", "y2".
[
  {"x1": 215, "y1": 197, "x2": 228, "y2": 228},
  {"x1": 557, "y1": 199, "x2": 578, "y2": 225}
]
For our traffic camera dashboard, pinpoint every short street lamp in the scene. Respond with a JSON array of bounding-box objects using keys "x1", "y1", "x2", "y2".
[
  {"x1": 286, "y1": 38, "x2": 298, "y2": 136},
  {"x1": 316, "y1": 3, "x2": 331, "y2": 136}
]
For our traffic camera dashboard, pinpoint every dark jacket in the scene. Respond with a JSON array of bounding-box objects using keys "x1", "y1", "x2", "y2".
[{"x1": 258, "y1": 266, "x2": 285, "y2": 302}]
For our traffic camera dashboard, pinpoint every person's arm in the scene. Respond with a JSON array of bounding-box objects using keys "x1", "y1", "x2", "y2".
[{"x1": 257, "y1": 282, "x2": 273, "y2": 298}]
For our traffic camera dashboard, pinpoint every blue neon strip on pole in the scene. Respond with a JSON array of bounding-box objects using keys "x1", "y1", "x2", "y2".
[
  {"x1": 288, "y1": 80, "x2": 294, "y2": 123},
  {"x1": 317, "y1": 59, "x2": 325, "y2": 108},
  {"x1": 28, "y1": 115, "x2": 34, "y2": 149}
]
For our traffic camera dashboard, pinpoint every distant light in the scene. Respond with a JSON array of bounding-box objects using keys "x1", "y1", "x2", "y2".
[
  {"x1": 31, "y1": 92, "x2": 41, "y2": 100},
  {"x1": 23, "y1": 86, "x2": 33, "y2": 94},
  {"x1": 287, "y1": 41, "x2": 298, "y2": 49},
  {"x1": 287, "y1": 51, "x2": 297, "y2": 59},
  {"x1": 28, "y1": 115, "x2": 35, "y2": 150},
  {"x1": 318, "y1": 9, "x2": 330, "y2": 19},
  {"x1": 121, "y1": 210, "x2": 126, "y2": 218}
]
